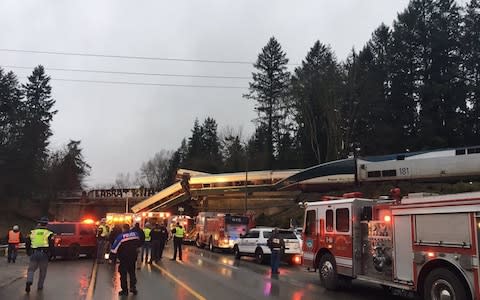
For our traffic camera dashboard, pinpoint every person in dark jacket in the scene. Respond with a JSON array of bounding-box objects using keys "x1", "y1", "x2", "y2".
[
  {"x1": 111, "y1": 224, "x2": 140, "y2": 296},
  {"x1": 131, "y1": 223, "x2": 145, "y2": 269},
  {"x1": 108, "y1": 224, "x2": 122, "y2": 264},
  {"x1": 150, "y1": 222, "x2": 169, "y2": 263},
  {"x1": 267, "y1": 228, "x2": 285, "y2": 275}
]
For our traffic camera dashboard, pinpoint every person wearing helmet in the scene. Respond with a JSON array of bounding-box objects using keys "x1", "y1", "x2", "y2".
[
  {"x1": 25, "y1": 217, "x2": 54, "y2": 293},
  {"x1": 6, "y1": 225, "x2": 23, "y2": 263}
]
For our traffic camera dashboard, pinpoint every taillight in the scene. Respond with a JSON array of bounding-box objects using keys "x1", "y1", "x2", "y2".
[
  {"x1": 54, "y1": 237, "x2": 62, "y2": 246},
  {"x1": 293, "y1": 255, "x2": 302, "y2": 265}
]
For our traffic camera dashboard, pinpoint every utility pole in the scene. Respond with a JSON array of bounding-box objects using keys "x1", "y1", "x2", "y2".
[{"x1": 244, "y1": 143, "x2": 249, "y2": 214}]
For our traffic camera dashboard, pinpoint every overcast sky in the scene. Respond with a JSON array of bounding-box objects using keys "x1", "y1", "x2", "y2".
[{"x1": 0, "y1": 0, "x2": 410, "y2": 187}]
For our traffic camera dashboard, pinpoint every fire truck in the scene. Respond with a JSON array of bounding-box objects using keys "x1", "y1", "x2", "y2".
[
  {"x1": 169, "y1": 215, "x2": 196, "y2": 243},
  {"x1": 195, "y1": 212, "x2": 251, "y2": 251},
  {"x1": 105, "y1": 213, "x2": 134, "y2": 227},
  {"x1": 302, "y1": 190, "x2": 480, "y2": 300},
  {"x1": 134, "y1": 211, "x2": 171, "y2": 228}
]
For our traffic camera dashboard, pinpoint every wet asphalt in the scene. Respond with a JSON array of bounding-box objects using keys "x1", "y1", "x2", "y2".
[{"x1": 0, "y1": 245, "x2": 412, "y2": 300}]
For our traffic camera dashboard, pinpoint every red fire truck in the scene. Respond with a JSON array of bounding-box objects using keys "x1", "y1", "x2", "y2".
[
  {"x1": 134, "y1": 211, "x2": 171, "y2": 228},
  {"x1": 195, "y1": 212, "x2": 251, "y2": 251},
  {"x1": 302, "y1": 191, "x2": 480, "y2": 300},
  {"x1": 169, "y1": 215, "x2": 196, "y2": 243}
]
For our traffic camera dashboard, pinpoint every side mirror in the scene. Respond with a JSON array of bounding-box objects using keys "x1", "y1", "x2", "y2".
[{"x1": 361, "y1": 206, "x2": 372, "y2": 221}]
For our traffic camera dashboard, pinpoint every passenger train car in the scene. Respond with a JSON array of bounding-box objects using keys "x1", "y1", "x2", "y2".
[{"x1": 357, "y1": 146, "x2": 480, "y2": 182}]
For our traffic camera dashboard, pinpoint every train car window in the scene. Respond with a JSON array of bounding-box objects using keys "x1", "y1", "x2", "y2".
[
  {"x1": 456, "y1": 149, "x2": 466, "y2": 155},
  {"x1": 336, "y1": 208, "x2": 349, "y2": 232},
  {"x1": 304, "y1": 210, "x2": 316, "y2": 235},
  {"x1": 326, "y1": 210, "x2": 334, "y2": 232},
  {"x1": 367, "y1": 171, "x2": 381, "y2": 178},
  {"x1": 396, "y1": 155, "x2": 405, "y2": 160},
  {"x1": 467, "y1": 148, "x2": 480, "y2": 154},
  {"x1": 382, "y1": 169, "x2": 397, "y2": 177}
]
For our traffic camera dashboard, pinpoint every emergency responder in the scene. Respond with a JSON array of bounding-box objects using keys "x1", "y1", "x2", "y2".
[
  {"x1": 96, "y1": 218, "x2": 110, "y2": 263},
  {"x1": 141, "y1": 223, "x2": 152, "y2": 263},
  {"x1": 6, "y1": 225, "x2": 23, "y2": 263},
  {"x1": 150, "y1": 222, "x2": 168, "y2": 262},
  {"x1": 170, "y1": 222, "x2": 184, "y2": 261},
  {"x1": 131, "y1": 223, "x2": 145, "y2": 269},
  {"x1": 267, "y1": 228, "x2": 285, "y2": 275},
  {"x1": 110, "y1": 223, "x2": 140, "y2": 296},
  {"x1": 108, "y1": 224, "x2": 122, "y2": 264},
  {"x1": 25, "y1": 217, "x2": 54, "y2": 293}
]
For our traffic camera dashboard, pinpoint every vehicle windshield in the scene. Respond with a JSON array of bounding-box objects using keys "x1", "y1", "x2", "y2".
[
  {"x1": 263, "y1": 230, "x2": 297, "y2": 240},
  {"x1": 47, "y1": 224, "x2": 75, "y2": 235}
]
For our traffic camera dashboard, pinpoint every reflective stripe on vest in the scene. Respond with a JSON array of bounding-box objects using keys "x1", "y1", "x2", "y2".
[
  {"x1": 99, "y1": 225, "x2": 109, "y2": 237},
  {"x1": 8, "y1": 230, "x2": 20, "y2": 244},
  {"x1": 30, "y1": 229, "x2": 52, "y2": 248},
  {"x1": 144, "y1": 228, "x2": 151, "y2": 241},
  {"x1": 174, "y1": 227, "x2": 184, "y2": 238}
]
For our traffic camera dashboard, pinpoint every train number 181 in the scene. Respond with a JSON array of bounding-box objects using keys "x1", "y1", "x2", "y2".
[{"x1": 399, "y1": 167, "x2": 409, "y2": 176}]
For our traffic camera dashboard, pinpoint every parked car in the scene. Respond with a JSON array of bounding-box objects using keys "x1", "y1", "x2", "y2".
[
  {"x1": 233, "y1": 227, "x2": 302, "y2": 265},
  {"x1": 47, "y1": 221, "x2": 97, "y2": 259}
]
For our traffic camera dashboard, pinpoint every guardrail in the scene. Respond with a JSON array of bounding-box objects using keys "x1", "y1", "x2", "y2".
[{"x1": 0, "y1": 243, "x2": 26, "y2": 256}]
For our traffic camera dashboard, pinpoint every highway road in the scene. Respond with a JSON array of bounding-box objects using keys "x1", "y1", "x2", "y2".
[{"x1": 0, "y1": 245, "x2": 412, "y2": 299}]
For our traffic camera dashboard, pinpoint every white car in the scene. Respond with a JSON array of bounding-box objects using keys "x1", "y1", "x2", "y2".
[{"x1": 233, "y1": 227, "x2": 302, "y2": 265}]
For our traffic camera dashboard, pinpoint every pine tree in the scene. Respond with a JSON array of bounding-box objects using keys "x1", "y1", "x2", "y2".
[
  {"x1": 291, "y1": 41, "x2": 342, "y2": 164},
  {"x1": 343, "y1": 25, "x2": 393, "y2": 155},
  {"x1": 201, "y1": 117, "x2": 222, "y2": 172},
  {"x1": 0, "y1": 69, "x2": 24, "y2": 196},
  {"x1": 19, "y1": 65, "x2": 57, "y2": 192},
  {"x1": 463, "y1": 0, "x2": 480, "y2": 144},
  {"x1": 244, "y1": 37, "x2": 291, "y2": 169},
  {"x1": 222, "y1": 134, "x2": 245, "y2": 172}
]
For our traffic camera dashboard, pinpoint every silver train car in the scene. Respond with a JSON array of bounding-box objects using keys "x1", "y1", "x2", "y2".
[{"x1": 357, "y1": 146, "x2": 480, "y2": 182}]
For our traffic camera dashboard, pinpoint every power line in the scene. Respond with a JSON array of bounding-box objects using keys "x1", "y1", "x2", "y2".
[
  {"x1": 2, "y1": 65, "x2": 251, "y2": 80},
  {"x1": 0, "y1": 48, "x2": 300, "y2": 66},
  {"x1": 0, "y1": 48, "x2": 255, "y2": 65},
  {"x1": 44, "y1": 77, "x2": 248, "y2": 89}
]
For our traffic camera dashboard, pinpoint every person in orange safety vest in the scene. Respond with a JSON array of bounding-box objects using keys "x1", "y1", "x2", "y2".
[{"x1": 5, "y1": 225, "x2": 23, "y2": 263}]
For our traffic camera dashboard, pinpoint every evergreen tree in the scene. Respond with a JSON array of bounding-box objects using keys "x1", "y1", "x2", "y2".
[
  {"x1": 19, "y1": 65, "x2": 57, "y2": 193},
  {"x1": 0, "y1": 69, "x2": 24, "y2": 196},
  {"x1": 291, "y1": 41, "x2": 342, "y2": 164},
  {"x1": 463, "y1": 0, "x2": 480, "y2": 144},
  {"x1": 244, "y1": 37, "x2": 291, "y2": 169},
  {"x1": 343, "y1": 25, "x2": 393, "y2": 155},
  {"x1": 201, "y1": 117, "x2": 222, "y2": 172},
  {"x1": 222, "y1": 134, "x2": 245, "y2": 172}
]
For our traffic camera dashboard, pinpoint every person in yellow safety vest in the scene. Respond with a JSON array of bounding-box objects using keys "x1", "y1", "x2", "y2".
[
  {"x1": 141, "y1": 223, "x2": 152, "y2": 263},
  {"x1": 96, "y1": 218, "x2": 110, "y2": 263},
  {"x1": 170, "y1": 222, "x2": 184, "y2": 261},
  {"x1": 25, "y1": 216, "x2": 54, "y2": 293},
  {"x1": 5, "y1": 225, "x2": 23, "y2": 263}
]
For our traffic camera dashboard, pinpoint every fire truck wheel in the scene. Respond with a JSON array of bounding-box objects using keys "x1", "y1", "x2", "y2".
[
  {"x1": 233, "y1": 245, "x2": 241, "y2": 259},
  {"x1": 255, "y1": 248, "x2": 265, "y2": 264},
  {"x1": 424, "y1": 268, "x2": 469, "y2": 300},
  {"x1": 319, "y1": 253, "x2": 338, "y2": 290}
]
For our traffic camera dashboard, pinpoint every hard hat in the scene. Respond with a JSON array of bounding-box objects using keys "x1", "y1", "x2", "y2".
[
  {"x1": 37, "y1": 216, "x2": 49, "y2": 225},
  {"x1": 13, "y1": 225, "x2": 19, "y2": 231},
  {"x1": 145, "y1": 222, "x2": 150, "y2": 227}
]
